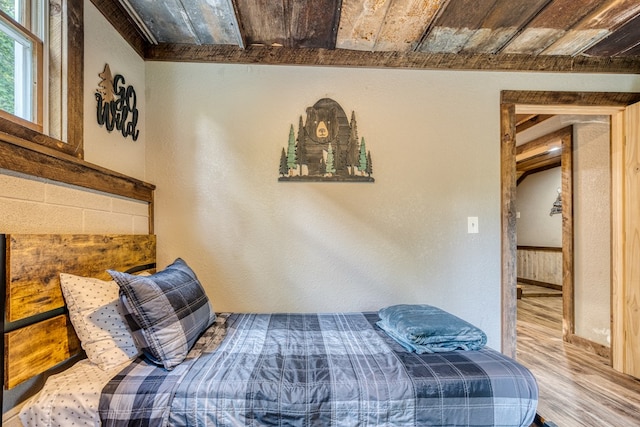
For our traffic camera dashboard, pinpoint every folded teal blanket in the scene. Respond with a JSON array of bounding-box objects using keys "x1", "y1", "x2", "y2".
[{"x1": 377, "y1": 304, "x2": 487, "y2": 353}]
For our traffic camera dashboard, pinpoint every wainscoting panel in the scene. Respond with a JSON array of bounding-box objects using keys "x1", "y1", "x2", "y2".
[{"x1": 517, "y1": 246, "x2": 562, "y2": 289}]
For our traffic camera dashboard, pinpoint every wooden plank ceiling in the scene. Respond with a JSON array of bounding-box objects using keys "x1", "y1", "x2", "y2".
[
  {"x1": 515, "y1": 114, "x2": 561, "y2": 183},
  {"x1": 92, "y1": 0, "x2": 640, "y2": 72}
]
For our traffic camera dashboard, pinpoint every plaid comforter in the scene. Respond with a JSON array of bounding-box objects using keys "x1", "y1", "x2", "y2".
[{"x1": 99, "y1": 312, "x2": 537, "y2": 426}]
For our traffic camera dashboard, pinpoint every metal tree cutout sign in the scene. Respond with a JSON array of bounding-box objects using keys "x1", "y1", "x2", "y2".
[{"x1": 279, "y1": 98, "x2": 374, "y2": 182}]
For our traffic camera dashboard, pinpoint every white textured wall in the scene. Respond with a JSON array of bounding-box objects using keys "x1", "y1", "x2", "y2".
[
  {"x1": 83, "y1": 2, "x2": 146, "y2": 181},
  {"x1": 516, "y1": 167, "x2": 562, "y2": 247},
  {"x1": 145, "y1": 62, "x2": 640, "y2": 350},
  {"x1": 573, "y1": 121, "x2": 611, "y2": 346}
]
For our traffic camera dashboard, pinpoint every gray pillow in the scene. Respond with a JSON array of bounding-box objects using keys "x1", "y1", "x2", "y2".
[{"x1": 108, "y1": 258, "x2": 215, "y2": 370}]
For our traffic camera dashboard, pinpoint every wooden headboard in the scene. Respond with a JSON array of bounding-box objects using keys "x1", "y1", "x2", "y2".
[{"x1": 2, "y1": 234, "x2": 156, "y2": 390}]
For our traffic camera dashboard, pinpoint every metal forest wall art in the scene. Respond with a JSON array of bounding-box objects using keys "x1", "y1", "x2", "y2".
[
  {"x1": 279, "y1": 98, "x2": 374, "y2": 182},
  {"x1": 550, "y1": 188, "x2": 562, "y2": 216},
  {"x1": 95, "y1": 63, "x2": 140, "y2": 141}
]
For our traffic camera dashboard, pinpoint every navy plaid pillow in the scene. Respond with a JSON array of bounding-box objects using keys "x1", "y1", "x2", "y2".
[{"x1": 108, "y1": 258, "x2": 215, "y2": 370}]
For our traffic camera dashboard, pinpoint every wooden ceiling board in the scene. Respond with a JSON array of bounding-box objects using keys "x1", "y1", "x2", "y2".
[
  {"x1": 289, "y1": 0, "x2": 342, "y2": 48},
  {"x1": 573, "y1": 0, "x2": 640, "y2": 30},
  {"x1": 516, "y1": 114, "x2": 555, "y2": 133},
  {"x1": 516, "y1": 114, "x2": 537, "y2": 126},
  {"x1": 623, "y1": 43, "x2": 640, "y2": 57},
  {"x1": 516, "y1": 151, "x2": 561, "y2": 174},
  {"x1": 502, "y1": 0, "x2": 606, "y2": 55},
  {"x1": 233, "y1": 0, "x2": 288, "y2": 46},
  {"x1": 128, "y1": 0, "x2": 198, "y2": 44},
  {"x1": 503, "y1": 28, "x2": 563, "y2": 55},
  {"x1": 418, "y1": 0, "x2": 500, "y2": 53},
  {"x1": 542, "y1": 0, "x2": 640, "y2": 55},
  {"x1": 460, "y1": 0, "x2": 553, "y2": 54},
  {"x1": 542, "y1": 28, "x2": 610, "y2": 55},
  {"x1": 428, "y1": 0, "x2": 497, "y2": 27},
  {"x1": 520, "y1": 0, "x2": 605, "y2": 29},
  {"x1": 476, "y1": 0, "x2": 549, "y2": 29},
  {"x1": 233, "y1": 0, "x2": 340, "y2": 48},
  {"x1": 336, "y1": 0, "x2": 394, "y2": 51},
  {"x1": 585, "y1": 13, "x2": 640, "y2": 56},
  {"x1": 180, "y1": 0, "x2": 242, "y2": 46},
  {"x1": 373, "y1": 0, "x2": 446, "y2": 51}
]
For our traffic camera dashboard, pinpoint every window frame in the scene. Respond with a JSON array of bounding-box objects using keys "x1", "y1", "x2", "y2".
[
  {"x1": 0, "y1": 7, "x2": 44, "y2": 132},
  {"x1": 0, "y1": 0, "x2": 83, "y2": 158}
]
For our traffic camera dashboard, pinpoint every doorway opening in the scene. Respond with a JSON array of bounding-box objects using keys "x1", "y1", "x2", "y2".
[
  {"x1": 499, "y1": 91, "x2": 640, "y2": 369},
  {"x1": 515, "y1": 114, "x2": 612, "y2": 360}
]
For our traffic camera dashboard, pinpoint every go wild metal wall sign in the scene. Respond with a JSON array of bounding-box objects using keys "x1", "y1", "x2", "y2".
[
  {"x1": 279, "y1": 98, "x2": 374, "y2": 182},
  {"x1": 95, "y1": 63, "x2": 140, "y2": 141}
]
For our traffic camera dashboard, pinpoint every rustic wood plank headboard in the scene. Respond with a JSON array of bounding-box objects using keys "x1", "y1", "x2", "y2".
[{"x1": 2, "y1": 234, "x2": 156, "y2": 390}]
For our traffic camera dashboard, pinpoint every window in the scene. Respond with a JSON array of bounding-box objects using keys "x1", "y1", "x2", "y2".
[
  {"x1": 0, "y1": 0, "x2": 44, "y2": 131},
  {"x1": 0, "y1": 0, "x2": 83, "y2": 157}
]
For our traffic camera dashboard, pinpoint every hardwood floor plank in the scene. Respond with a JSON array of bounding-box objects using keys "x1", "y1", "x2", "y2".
[{"x1": 517, "y1": 296, "x2": 640, "y2": 426}]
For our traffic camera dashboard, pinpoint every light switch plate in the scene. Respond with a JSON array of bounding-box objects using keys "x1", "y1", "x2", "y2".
[{"x1": 468, "y1": 217, "x2": 479, "y2": 233}]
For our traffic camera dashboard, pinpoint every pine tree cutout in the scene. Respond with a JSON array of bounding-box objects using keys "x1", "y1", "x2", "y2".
[
  {"x1": 347, "y1": 111, "x2": 359, "y2": 175},
  {"x1": 358, "y1": 137, "x2": 368, "y2": 176},
  {"x1": 97, "y1": 63, "x2": 115, "y2": 102},
  {"x1": 326, "y1": 143, "x2": 336, "y2": 176},
  {"x1": 279, "y1": 148, "x2": 288, "y2": 176},
  {"x1": 286, "y1": 124, "x2": 297, "y2": 175},
  {"x1": 296, "y1": 116, "x2": 307, "y2": 169}
]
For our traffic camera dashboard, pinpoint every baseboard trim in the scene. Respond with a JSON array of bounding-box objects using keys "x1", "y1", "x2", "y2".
[
  {"x1": 567, "y1": 333, "x2": 610, "y2": 360},
  {"x1": 517, "y1": 278, "x2": 562, "y2": 291}
]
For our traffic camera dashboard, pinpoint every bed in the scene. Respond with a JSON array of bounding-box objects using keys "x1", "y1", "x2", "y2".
[{"x1": 3, "y1": 234, "x2": 538, "y2": 426}]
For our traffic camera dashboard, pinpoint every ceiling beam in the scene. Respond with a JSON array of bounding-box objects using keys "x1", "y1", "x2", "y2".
[
  {"x1": 143, "y1": 44, "x2": 640, "y2": 73},
  {"x1": 90, "y1": 0, "x2": 149, "y2": 57},
  {"x1": 516, "y1": 114, "x2": 555, "y2": 133},
  {"x1": 516, "y1": 125, "x2": 569, "y2": 159}
]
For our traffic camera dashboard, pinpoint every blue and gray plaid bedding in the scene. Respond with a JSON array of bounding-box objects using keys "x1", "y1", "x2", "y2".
[{"x1": 99, "y1": 312, "x2": 537, "y2": 426}]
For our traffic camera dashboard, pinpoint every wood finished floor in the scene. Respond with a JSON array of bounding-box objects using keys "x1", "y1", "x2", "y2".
[{"x1": 517, "y1": 291, "x2": 640, "y2": 426}]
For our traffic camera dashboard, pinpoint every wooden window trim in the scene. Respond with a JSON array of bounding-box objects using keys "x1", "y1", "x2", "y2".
[
  {"x1": 0, "y1": 132, "x2": 155, "y2": 203},
  {"x1": 0, "y1": 108, "x2": 41, "y2": 133},
  {"x1": 0, "y1": 0, "x2": 83, "y2": 158},
  {"x1": 65, "y1": 0, "x2": 83, "y2": 157}
]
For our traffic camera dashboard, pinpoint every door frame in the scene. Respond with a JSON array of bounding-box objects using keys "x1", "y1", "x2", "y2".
[{"x1": 500, "y1": 91, "x2": 640, "y2": 358}]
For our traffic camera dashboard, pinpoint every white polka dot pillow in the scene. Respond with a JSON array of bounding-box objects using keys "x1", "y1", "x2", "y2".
[{"x1": 60, "y1": 273, "x2": 141, "y2": 370}]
